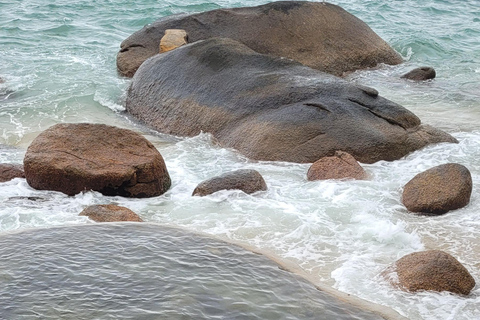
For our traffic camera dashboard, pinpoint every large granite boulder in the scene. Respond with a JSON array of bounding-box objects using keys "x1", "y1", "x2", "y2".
[
  {"x1": 402, "y1": 163, "x2": 472, "y2": 215},
  {"x1": 307, "y1": 151, "x2": 366, "y2": 181},
  {"x1": 385, "y1": 250, "x2": 475, "y2": 295},
  {"x1": 80, "y1": 204, "x2": 143, "y2": 222},
  {"x1": 24, "y1": 123, "x2": 171, "y2": 197},
  {"x1": 0, "y1": 163, "x2": 25, "y2": 182},
  {"x1": 126, "y1": 37, "x2": 456, "y2": 164},
  {"x1": 117, "y1": 1, "x2": 403, "y2": 77},
  {"x1": 192, "y1": 169, "x2": 267, "y2": 196}
]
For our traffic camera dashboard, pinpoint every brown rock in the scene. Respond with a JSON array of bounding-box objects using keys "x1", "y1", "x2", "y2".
[
  {"x1": 307, "y1": 151, "x2": 366, "y2": 181},
  {"x1": 402, "y1": 163, "x2": 472, "y2": 215},
  {"x1": 24, "y1": 123, "x2": 171, "y2": 197},
  {"x1": 0, "y1": 163, "x2": 25, "y2": 182},
  {"x1": 386, "y1": 250, "x2": 475, "y2": 295},
  {"x1": 80, "y1": 204, "x2": 143, "y2": 222},
  {"x1": 159, "y1": 29, "x2": 188, "y2": 53},
  {"x1": 193, "y1": 169, "x2": 267, "y2": 196},
  {"x1": 401, "y1": 67, "x2": 436, "y2": 81},
  {"x1": 117, "y1": 1, "x2": 403, "y2": 77}
]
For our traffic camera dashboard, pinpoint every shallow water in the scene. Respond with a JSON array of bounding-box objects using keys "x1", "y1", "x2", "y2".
[{"x1": 1, "y1": 0, "x2": 480, "y2": 319}]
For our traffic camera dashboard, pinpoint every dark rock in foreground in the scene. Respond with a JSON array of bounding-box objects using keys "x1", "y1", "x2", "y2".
[
  {"x1": 0, "y1": 163, "x2": 25, "y2": 182},
  {"x1": 80, "y1": 204, "x2": 143, "y2": 222},
  {"x1": 126, "y1": 37, "x2": 456, "y2": 164},
  {"x1": 401, "y1": 67, "x2": 436, "y2": 81},
  {"x1": 402, "y1": 163, "x2": 472, "y2": 215},
  {"x1": 24, "y1": 123, "x2": 171, "y2": 197},
  {"x1": 117, "y1": 1, "x2": 402, "y2": 77},
  {"x1": 193, "y1": 169, "x2": 267, "y2": 196},
  {"x1": 307, "y1": 151, "x2": 366, "y2": 181},
  {"x1": 385, "y1": 250, "x2": 475, "y2": 295}
]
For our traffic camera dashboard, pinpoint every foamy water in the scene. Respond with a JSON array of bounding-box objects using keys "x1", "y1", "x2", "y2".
[{"x1": 1, "y1": 0, "x2": 480, "y2": 319}]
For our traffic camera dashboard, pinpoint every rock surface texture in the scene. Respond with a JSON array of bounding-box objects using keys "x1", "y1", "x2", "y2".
[
  {"x1": 24, "y1": 123, "x2": 171, "y2": 197},
  {"x1": 117, "y1": 1, "x2": 403, "y2": 77},
  {"x1": 80, "y1": 204, "x2": 143, "y2": 222},
  {"x1": 159, "y1": 29, "x2": 188, "y2": 53},
  {"x1": 402, "y1": 163, "x2": 472, "y2": 215},
  {"x1": 307, "y1": 151, "x2": 366, "y2": 181},
  {"x1": 192, "y1": 169, "x2": 267, "y2": 196},
  {"x1": 388, "y1": 250, "x2": 475, "y2": 295},
  {"x1": 401, "y1": 67, "x2": 436, "y2": 81},
  {"x1": 0, "y1": 163, "x2": 25, "y2": 182},
  {"x1": 126, "y1": 37, "x2": 456, "y2": 164}
]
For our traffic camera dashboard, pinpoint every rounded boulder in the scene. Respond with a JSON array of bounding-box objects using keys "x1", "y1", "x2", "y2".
[
  {"x1": 193, "y1": 169, "x2": 267, "y2": 196},
  {"x1": 0, "y1": 163, "x2": 25, "y2": 182},
  {"x1": 307, "y1": 151, "x2": 367, "y2": 181},
  {"x1": 80, "y1": 204, "x2": 143, "y2": 222},
  {"x1": 402, "y1": 163, "x2": 472, "y2": 215},
  {"x1": 401, "y1": 67, "x2": 436, "y2": 81},
  {"x1": 24, "y1": 123, "x2": 171, "y2": 197}
]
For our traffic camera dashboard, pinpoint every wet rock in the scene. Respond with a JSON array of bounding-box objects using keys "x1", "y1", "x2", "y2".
[
  {"x1": 307, "y1": 151, "x2": 366, "y2": 181},
  {"x1": 402, "y1": 163, "x2": 472, "y2": 215},
  {"x1": 159, "y1": 29, "x2": 188, "y2": 53},
  {"x1": 192, "y1": 169, "x2": 267, "y2": 196},
  {"x1": 24, "y1": 123, "x2": 171, "y2": 197},
  {"x1": 386, "y1": 250, "x2": 475, "y2": 295},
  {"x1": 401, "y1": 67, "x2": 436, "y2": 81},
  {"x1": 126, "y1": 37, "x2": 457, "y2": 164},
  {"x1": 80, "y1": 204, "x2": 143, "y2": 222},
  {"x1": 117, "y1": 1, "x2": 402, "y2": 77},
  {"x1": 0, "y1": 77, "x2": 4, "y2": 84},
  {"x1": 0, "y1": 163, "x2": 25, "y2": 182}
]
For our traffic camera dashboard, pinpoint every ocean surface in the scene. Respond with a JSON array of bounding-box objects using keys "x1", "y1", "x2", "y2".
[{"x1": 1, "y1": 0, "x2": 479, "y2": 319}]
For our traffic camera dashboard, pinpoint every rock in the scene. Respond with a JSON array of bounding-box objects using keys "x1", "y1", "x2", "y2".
[
  {"x1": 126, "y1": 37, "x2": 457, "y2": 164},
  {"x1": 79, "y1": 204, "x2": 143, "y2": 222},
  {"x1": 159, "y1": 29, "x2": 188, "y2": 53},
  {"x1": 307, "y1": 151, "x2": 366, "y2": 181},
  {"x1": 401, "y1": 67, "x2": 436, "y2": 81},
  {"x1": 192, "y1": 169, "x2": 267, "y2": 196},
  {"x1": 117, "y1": 1, "x2": 403, "y2": 77},
  {"x1": 0, "y1": 77, "x2": 4, "y2": 84},
  {"x1": 0, "y1": 163, "x2": 25, "y2": 182},
  {"x1": 386, "y1": 250, "x2": 475, "y2": 295},
  {"x1": 402, "y1": 163, "x2": 472, "y2": 215},
  {"x1": 24, "y1": 123, "x2": 171, "y2": 197}
]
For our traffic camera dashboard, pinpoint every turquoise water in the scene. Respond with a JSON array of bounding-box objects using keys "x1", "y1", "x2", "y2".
[{"x1": 1, "y1": 1, "x2": 480, "y2": 319}]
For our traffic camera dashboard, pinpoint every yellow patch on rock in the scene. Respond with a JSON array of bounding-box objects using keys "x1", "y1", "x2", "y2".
[{"x1": 159, "y1": 29, "x2": 188, "y2": 53}]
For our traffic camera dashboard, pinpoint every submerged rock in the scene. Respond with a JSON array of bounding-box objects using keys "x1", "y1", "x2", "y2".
[
  {"x1": 0, "y1": 163, "x2": 25, "y2": 182},
  {"x1": 24, "y1": 123, "x2": 171, "y2": 197},
  {"x1": 126, "y1": 37, "x2": 456, "y2": 164},
  {"x1": 193, "y1": 169, "x2": 267, "y2": 196},
  {"x1": 401, "y1": 67, "x2": 436, "y2": 81},
  {"x1": 117, "y1": 1, "x2": 402, "y2": 77},
  {"x1": 385, "y1": 250, "x2": 475, "y2": 295},
  {"x1": 80, "y1": 204, "x2": 143, "y2": 222},
  {"x1": 402, "y1": 163, "x2": 472, "y2": 215},
  {"x1": 307, "y1": 151, "x2": 366, "y2": 181}
]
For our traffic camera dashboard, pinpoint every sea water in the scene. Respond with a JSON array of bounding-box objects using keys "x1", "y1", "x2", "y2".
[{"x1": 0, "y1": 0, "x2": 479, "y2": 319}]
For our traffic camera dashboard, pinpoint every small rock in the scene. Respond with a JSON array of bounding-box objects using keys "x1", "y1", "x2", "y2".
[
  {"x1": 80, "y1": 204, "x2": 143, "y2": 222},
  {"x1": 0, "y1": 77, "x2": 4, "y2": 84},
  {"x1": 402, "y1": 163, "x2": 472, "y2": 215},
  {"x1": 401, "y1": 67, "x2": 436, "y2": 81},
  {"x1": 385, "y1": 250, "x2": 475, "y2": 295},
  {"x1": 0, "y1": 163, "x2": 25, "y2": 182},
  {"x1": 159, "y1": 29, "x2": 188, "y2": 53},
  {"x1": 193, "y1": 169, "x2": 267, "y2": 196},
  {"x1": 307, "y1": 151, "x2": 367, "y2": 181}
]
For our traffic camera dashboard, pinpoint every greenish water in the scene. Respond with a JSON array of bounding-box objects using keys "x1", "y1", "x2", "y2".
[{"x1": 1, "y1": 1, "x2": 480, "y2": 319}]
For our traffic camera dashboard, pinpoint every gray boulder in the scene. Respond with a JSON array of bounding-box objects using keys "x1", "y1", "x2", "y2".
[
  {"x1": 126, "y1": 37, "x2": 456, "y2": 164},
  {"x1": 401, "y1": 67, "x2": 436, "y2": 81},
  {"x1": 193, "y1": 169, "x2": 267, "y2": 196},
  {"x1": 117, "y1": 1, "x2": 403, "y2": 77}
]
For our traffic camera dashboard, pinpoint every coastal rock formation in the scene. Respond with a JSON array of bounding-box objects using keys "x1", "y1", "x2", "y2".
[
  {"x1": 0, "y1": 163, "x2": 25, "y2": 182},
  {"x1": 402, "y1": 163, "x2": 472, "y2": 214},
  {"x1": 192, "y1": 169, "x2": 267, "y2": 196},
  {"x1": 80, "y1": 204, "x2": 143, "y2": 222},
  {"x1": 307, "y1": 151, "x2": 366, "y2": 181},
  {"x1": 117, "y1": 1, "x2": 403, "y2": 77},
  {"x1": 24, "y1": 123, "x2": 171, "y2": 197},
  {"x1": 159, "y1": 29, "x2": 188, "y2": 53},
  {"x1": 386, "y1": 250, "x2": 475, "y2": 295},
  {"x1": 401, "y1": 67, "x2": 436, "y2": 81},
  {"x1": 126, "y1": 37, "x2": 456, "y2": 164}
]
